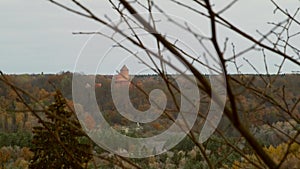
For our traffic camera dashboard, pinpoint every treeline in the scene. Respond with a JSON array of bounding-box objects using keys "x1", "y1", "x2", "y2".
[{"x1": 0, "y1": 73, "x2": 299, "y2": 134}]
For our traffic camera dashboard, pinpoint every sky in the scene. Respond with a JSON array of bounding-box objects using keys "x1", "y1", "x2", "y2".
[{"x1": 1, "y1": 0, "x2": 299, "y2": 74}]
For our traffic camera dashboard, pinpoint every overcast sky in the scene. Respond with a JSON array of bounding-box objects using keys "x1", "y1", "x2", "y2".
[{"x1": 1, "y1": 0, "x2": 299, "y2": 74}]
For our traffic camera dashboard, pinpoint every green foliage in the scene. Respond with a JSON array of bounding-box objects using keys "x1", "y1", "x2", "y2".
[
  {"x1": 29, "y1": 92, "x2": 92, "y2": 169},
  {"x1": 183, "y1": 160, "x2": 207, "y2": 169},
  {"x1": 171, "y1": 136, "x2": 195, "y2": 152},
  {"x1": 0, "y1": 132, "x2": 32, "y2": 148}
]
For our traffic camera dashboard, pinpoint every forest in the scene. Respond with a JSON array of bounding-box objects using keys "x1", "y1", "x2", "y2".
[{"x1": 0, "y1": 73, "x2": 299, "y2": 168}]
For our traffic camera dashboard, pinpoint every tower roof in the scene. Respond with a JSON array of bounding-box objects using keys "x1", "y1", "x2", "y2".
[{"x1": 121, "y1": 65, "x2": 128, "y2": 71}]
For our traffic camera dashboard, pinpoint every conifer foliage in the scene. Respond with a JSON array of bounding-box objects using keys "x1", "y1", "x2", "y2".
[{"x1": 29, "y1": 91, "x2": 92, "y2": 169}]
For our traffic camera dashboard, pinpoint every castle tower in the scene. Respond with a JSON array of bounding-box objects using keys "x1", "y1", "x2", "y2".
[
  {"x1": 115, "y1": 65, "x2": 130, "y2": 86},
  {"x1": 120, "y1": 65, "x2": 129, "y2": 79}
]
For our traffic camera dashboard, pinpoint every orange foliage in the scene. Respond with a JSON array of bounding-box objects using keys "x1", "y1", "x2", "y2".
[{"x1": 85, "y1": 113, "x2": 96, "y2": 130}]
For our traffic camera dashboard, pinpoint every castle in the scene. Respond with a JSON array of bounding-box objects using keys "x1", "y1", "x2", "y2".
[
  {"x1": 114, "y1": 65, "x2": 143, "y2": 89},
  {"x1": 115, "y1": 65, "x2": 130, "y2": 86}
]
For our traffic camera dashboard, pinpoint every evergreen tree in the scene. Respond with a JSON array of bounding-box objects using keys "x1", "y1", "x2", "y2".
[{"x1": 29, "y1": 91, "x2": 92, "y2": 169}]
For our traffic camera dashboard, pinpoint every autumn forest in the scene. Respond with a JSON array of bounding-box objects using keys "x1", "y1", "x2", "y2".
[{"x1": 0, "y1": 73, "x2": 299, "y2": 168}]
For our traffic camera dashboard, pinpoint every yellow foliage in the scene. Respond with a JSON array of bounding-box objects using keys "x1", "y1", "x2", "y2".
[
  {"x1": 13, "y1": 158, "x2": 29, "y2": 169},
  {"x1": 16, "y1": 113, "x2": 24, "y2": 124},
  {"x1": 232, "y1": 142, "x2": 300, "y2": 169},
  {"x1": 20, "y1": 147, "x2": 34, "y2": 161},
  {"x1": 0, "y1": 147, "x2": 11, "y2": 164}
]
